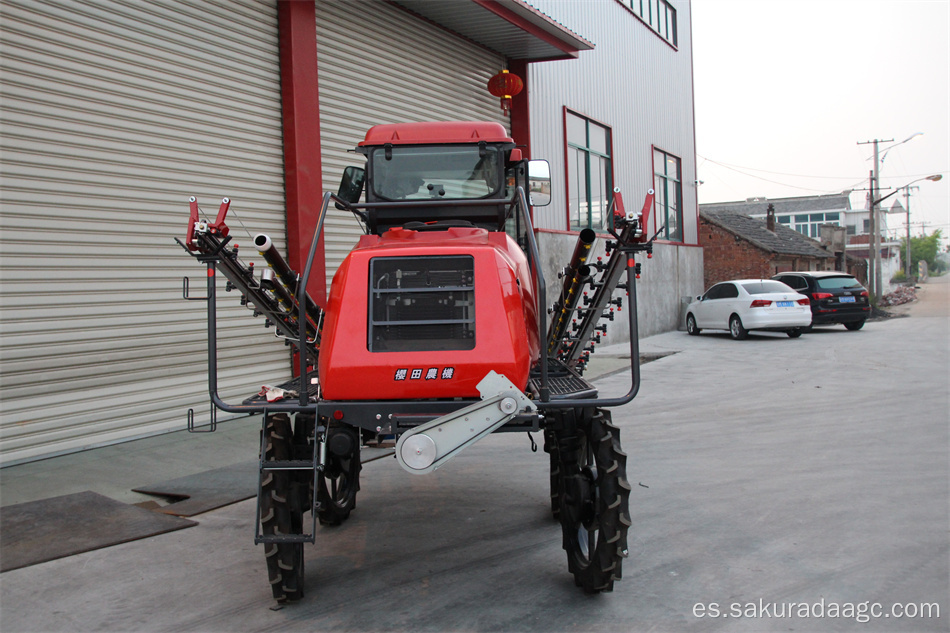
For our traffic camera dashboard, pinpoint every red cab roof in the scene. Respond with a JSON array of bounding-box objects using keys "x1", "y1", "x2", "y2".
[{"x1": 359, "y1": 121, "x2": 513, "y2": 146}]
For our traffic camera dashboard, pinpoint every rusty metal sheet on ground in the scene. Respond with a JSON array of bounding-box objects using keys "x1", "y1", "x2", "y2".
[
  {"x1": 0, "y1": 491, "x2": 197, "y2": 572},
  {"x1": 133, "y1": 461, "x2": 258, "y2": 517},
  {"x1": 134, "y1": 450, "x2": 395, "y2": 518}
]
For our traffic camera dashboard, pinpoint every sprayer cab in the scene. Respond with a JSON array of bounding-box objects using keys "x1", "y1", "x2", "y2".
[{"x1": 336, "y1": 121, "x2": 548, "y2": 234}]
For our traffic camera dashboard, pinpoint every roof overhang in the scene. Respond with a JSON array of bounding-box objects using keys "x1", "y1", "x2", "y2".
[{"x1": 390, "y1": 0, "x2": 594, "y2": 61}]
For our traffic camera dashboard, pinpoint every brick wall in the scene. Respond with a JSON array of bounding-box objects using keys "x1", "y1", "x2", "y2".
[{"x1": 699, "y1": 218, "x2": 773, "y2": 288}]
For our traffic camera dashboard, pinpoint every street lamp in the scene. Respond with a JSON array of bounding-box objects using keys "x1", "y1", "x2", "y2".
[
  {"x1": 874, "y1": 174, "x2": 942, "y2": 279},
  {"x1": 880, "y1": 132, "x2": 923, "y2": 164},
  {"x1": 859, "y1": 133, "x2": 924, "y2": 299}
]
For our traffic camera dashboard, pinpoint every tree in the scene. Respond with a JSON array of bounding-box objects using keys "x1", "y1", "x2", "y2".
[{"x1": 901, "y1": 229, "x2": 945, "y2": 275}]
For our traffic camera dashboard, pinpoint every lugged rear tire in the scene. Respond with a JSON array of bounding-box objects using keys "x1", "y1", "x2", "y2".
[
  {"x1": 261, "y1": 413, "x2": 305, "y2": 603},
  {"x1": 556, "y1": 408, "x2": 631, "y2": 593},
  {"x1": 316, "y1": 421, "x2": 361, "y2": 526}
]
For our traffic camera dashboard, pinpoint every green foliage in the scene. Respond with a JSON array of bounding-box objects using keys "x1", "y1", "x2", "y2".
[
  {"x1": 890, "y1": 270, "x2": 907, "y2": 283},
  {"x1": 900, "y1": 229, "x2": 944, "y2": 274}
]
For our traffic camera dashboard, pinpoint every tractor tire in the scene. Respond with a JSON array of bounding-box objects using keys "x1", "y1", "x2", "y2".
[
  {"x1": 260, "y1": 413, "x2": 305, "y2": 603},
  {"x1": 543, "y1": 428, "x2": 561, "y2": 520},
  {"x1": 316, "y1": 422, "x2": 361, "y2": 527},
  {"x1": 555, "y1": 408, "x2": 631, "y2": 593}
]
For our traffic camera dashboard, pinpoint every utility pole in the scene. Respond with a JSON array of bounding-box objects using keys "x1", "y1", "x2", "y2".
[
  {"x1": 904, "y1": 185, "x2": 919, "y2": 279},
  {"x1": 858, "y1": 138, "x2": 893, "y2": 300}
]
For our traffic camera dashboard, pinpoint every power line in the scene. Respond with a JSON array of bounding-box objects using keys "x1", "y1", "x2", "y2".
[
  {"x1": 698, "y1": 157, "x2": 865, "y2": 194},
  {"x1": 697, "y1": 154, "x2": 862, "y2": 180}
]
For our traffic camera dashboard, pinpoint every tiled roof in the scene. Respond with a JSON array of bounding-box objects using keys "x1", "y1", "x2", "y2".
[
  {"x1": 700, "y1": 210, "x2": 835, "y2": 258},
  {"x1": 699, "y1": 192, "x2": 852, "y2": 216}
]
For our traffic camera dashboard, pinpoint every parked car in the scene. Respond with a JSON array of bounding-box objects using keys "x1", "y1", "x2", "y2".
[
  {"x1": 771, "y1": 271, "x2": 870, "y2": 331},
  {"x1": 686, "y1": 279, "x2": 812, "y2": 340}
]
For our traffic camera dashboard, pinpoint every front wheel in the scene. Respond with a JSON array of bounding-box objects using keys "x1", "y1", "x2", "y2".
[
  {"x1": 787, "y1": 328, "x2": 803, "y2": 338},
  {"x1": 844, "y1": 320, "x2": 865, "y2": 331},
  {"x1": 261, "y1": 414, "x2": 305, "y2": 603},
  {"x1": 686, "y1": 313, "x2": 700, "y2": 336},
  {"x1": 729, "y1": 314, "x2": 748, "y2": 340},
  {"x1": 556, "y1": 408, "x2": 631, "y2": 593},
  {"x1": 543, "y1": 428, "x2": 561, "y2": 520}
]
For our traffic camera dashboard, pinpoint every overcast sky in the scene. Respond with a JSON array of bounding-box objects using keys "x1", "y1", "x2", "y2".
[{"x1": 691, "y1": 0, "x2": 949, "y2": 245}]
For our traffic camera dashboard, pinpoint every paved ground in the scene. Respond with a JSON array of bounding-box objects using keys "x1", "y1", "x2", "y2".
[{"x1": 1, "y1": 276, "x2": 947, "y2": 632}]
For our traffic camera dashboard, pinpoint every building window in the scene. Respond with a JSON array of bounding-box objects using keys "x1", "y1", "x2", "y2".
[
  {"x1": 653, "y1": 147, "x2": 682, "y2": 242},
  {"x1": 566, "y1": 111, "x2": 612, "y2": 230},
  {"x1": 772, "y1": 211, "x2": 844, "y2": 239},
  {"x1": 624, "y1": 0, "x2": 677, "y2": 46}
]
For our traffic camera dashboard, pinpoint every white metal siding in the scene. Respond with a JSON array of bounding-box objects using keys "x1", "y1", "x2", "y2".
[
  {"x1": 315, "y1": 0, "x2": 509, "y2": 288},
  {"x1": 0, "y1": 0, "x2": 288, "y2": 465},
  {"x1": 526, "y1": 0, "x2": 703, "y2": 339},
  {"x1": 526, "y1": 0, "x2": 698, "y2": 244}
]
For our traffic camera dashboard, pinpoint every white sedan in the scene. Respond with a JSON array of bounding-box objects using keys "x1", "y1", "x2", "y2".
[{"x1": 685, "y1": 279, "x2": 812, "y2": 340}]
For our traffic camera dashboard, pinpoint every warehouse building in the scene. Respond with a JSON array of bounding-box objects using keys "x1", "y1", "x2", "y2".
[{"x1": 0, "y1": 0, "x2": 698, "y2": 464}]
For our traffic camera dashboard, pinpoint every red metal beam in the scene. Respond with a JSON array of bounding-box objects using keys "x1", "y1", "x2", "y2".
[
  {"x1": 278, "y1": 0, "x2": 326, "y2": 306},
  {"x1": 508, "y1": 59, "x2": 531, "y2": 159}
]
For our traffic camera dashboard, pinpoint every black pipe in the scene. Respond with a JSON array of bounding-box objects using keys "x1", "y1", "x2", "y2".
[
  {"x1": 546, "y1": 228, "x2": 595, "y2": 353},
  {"x1": 255, "y1": 233, "x2": 323, "y2": 337}
]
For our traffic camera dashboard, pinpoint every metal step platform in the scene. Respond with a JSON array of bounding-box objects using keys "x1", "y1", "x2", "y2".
[
  {"x1": 243, "y1": 374, "x2": 321, "y2": 405},
  {"x1": 528, "y1": 360, "x2": 597, "y2": 400}
]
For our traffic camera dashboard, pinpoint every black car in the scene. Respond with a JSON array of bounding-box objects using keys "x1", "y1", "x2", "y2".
[{"x1": 771, "y1": 271, "x2": 871, "y2": 330}]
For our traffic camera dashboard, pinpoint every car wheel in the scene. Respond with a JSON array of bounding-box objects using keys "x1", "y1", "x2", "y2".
[
  {"x1": 844, "y1": 320, "x2": 865, "y2": 331},
  {"x1": 686, "y1": 314, "x2": 700, "y2": 336},
  {"x1": 729, "y1": 314, "x2": 748, "y2": 340},
  {"x1": 787, "y1": 328, "x2": 802, "y2": 338}
]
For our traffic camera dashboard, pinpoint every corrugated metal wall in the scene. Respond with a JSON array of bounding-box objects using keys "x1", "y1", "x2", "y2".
[
  {"x1": 527, "y1": 0, "x2": 704, "y2": 339},
  {"x1": 315, "y1": 0, "x2": 509, "y2": 288},
  {"x1": 0, "y1": 0, "x2": 289, "y2": 465},
  {"x1": 525, "y1": 0, "x2": 698, "y2": 245}
]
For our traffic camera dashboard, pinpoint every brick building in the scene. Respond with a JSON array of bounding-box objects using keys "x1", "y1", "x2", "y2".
[{"x1": 699, "y1": 208, "x2": 835, "y2": 289}]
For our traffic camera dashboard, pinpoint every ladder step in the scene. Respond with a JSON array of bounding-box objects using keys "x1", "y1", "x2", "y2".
[
  {"x1": 256, "y1": 533, "x2": 315, "y2": 545},
  {"x1": 261, "y1": 460, "x2": 315, "y2": 471}
]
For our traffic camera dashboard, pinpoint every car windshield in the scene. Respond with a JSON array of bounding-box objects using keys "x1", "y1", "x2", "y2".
[
  {"x1": 742, "y1": 281, "x2": 794, "y2": 294},
  {"x1": 371, "y1": 145, "x2": 501, "y2": 201},
  {"x1": 816, "y1": 276, "x2": 863, "y2": 291}
]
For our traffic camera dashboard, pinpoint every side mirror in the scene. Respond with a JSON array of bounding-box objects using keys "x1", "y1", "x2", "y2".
[
  {"x1": 527, "y1": 159, "x2": 551, "y2": 207},
  {"x1": 697, "y1": 295, "x2": 703, "y2": 301},
  {"x1": 336, "y1": 166, "x2": 365, "y2": 208}
]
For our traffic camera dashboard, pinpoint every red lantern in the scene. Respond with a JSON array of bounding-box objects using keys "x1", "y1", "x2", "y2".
[{"x1": 487, "y1": 69, "x2": 524, "y2": 115}]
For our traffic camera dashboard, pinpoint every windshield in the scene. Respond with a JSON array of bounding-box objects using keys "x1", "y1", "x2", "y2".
[
  {"x1": 816, "y1": 276, "x2": 864, "y2": 291},
  {"x1": 371, "y1": 146, "x2": 501, "y2": 201},
  {"x1": 742, "y1": 281, "x2": 795, "y2": 294}
]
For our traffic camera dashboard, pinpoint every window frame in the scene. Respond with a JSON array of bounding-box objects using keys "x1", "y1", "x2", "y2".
[
  {"x1": 652, "y1": 146, "x2": 683, "y2": 243},
  {"x1": 616, "y1": 0, "x2": 678, "y2": 49},
  {"x1": 564, "y1": 108, "x2": 614, "y2": 232}
]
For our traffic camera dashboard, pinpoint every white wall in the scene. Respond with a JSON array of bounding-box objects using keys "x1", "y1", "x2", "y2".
[
  {"x1": 527, "y1": 0, "x2": 702, "y2": 338},
  {"x1": 526, "y1": 0, "x2": 698, "y2": 244}
]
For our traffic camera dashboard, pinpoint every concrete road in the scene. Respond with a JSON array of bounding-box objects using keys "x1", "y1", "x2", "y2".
[{"x1": 1, "y1": 280, "x2": 947, "y2": 632}]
